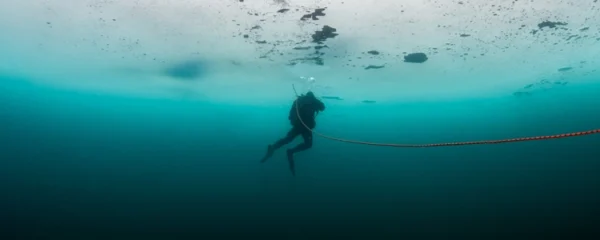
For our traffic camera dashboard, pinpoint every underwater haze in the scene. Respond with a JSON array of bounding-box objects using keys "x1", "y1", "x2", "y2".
[{"x1": 2, "y1": 0, "x2": 600, "y2": 239}]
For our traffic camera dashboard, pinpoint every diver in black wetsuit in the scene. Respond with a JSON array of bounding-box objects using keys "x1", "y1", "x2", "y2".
[{"x1": 261, "y1": 91, "x2": 326, "y2": 176}]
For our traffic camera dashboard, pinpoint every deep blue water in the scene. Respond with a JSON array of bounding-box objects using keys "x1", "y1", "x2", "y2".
[{"x1": 1, "y1": 75, "x2": 600, "y2": 239}]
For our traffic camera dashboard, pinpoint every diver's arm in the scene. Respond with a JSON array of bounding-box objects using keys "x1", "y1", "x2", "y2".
[
  {"x1": 313, "y1": 100, "x2": 325, "y2": 117},
  {"x1": 317, "y1": 100, "x2": 325, "y2": 112}
]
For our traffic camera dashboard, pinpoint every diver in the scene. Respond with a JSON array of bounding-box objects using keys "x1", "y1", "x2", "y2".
[{"x1": 261, "y1": 91, "x2": 326, "y2": 176}]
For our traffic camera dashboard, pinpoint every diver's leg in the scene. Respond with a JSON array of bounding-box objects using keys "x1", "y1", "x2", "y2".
[
  {"x1": 273, "y1": 127, "x2": 301, "y2": 149},
  {"x1": 289, "y1": 130, "x2": 313, "y2": 153},
  {"x1": 286, "y1": 130, "x2": 313, "y2": 176},
  {"x1": 261, "y1": 128, "x2": 300, "y2": 163}
]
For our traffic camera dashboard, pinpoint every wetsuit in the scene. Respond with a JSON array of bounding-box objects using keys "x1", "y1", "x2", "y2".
[{"x1": 261, "y1": 92, "x2": 325, "y2": 175}]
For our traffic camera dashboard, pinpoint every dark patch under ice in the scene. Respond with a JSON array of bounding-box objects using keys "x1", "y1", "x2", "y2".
[
  {"x1": 301, "y1": 8, "x2": 326, "y2": 21},
  {"x1": 293, "y1": 46, "x2": 311, "y2": 50},
  {"x1": 513, "y1": 78, "x2": 568, "y2": 97},
  {"x1": 164, "y1": 60, "x2": 206, "y2": 80},
  {"x1": 365, "y1": 64, "x2": 385, "y2": 70},
  {"x1": 288, "y1": 57, "x2": 324, "y2": 66},
  {"x1": 322, "y1": 96, "x2": 343, "y2": 100},
  {"x1": 312, "y1": 25, "x2": 338, "y2": 44},
  {"x1": 558, "y1": 67, "x2": 573, "y2": 72},
  {"x1": 537, "y1": 21, "x2": 567, "y2": 29},
  {"x1": 404, "y1": 53, "x2": 428, "y2": 63}
]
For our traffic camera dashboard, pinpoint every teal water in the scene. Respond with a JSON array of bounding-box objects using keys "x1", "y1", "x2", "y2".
[{"x1": 1, "y1": 75, "x2": 599, "y2": 239}]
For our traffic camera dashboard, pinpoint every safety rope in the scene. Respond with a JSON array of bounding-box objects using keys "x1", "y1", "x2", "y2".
[{"x1": 292, "y1": 86, "x2": 599, "y2": 148}]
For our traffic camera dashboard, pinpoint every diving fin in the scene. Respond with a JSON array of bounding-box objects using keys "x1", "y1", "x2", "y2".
[
  {"x1": 261, "y1": 145, "x2": 275, "y2": 163},
  {"x1": 287, "y1": 149, "x2": 296, "y2": 176}
]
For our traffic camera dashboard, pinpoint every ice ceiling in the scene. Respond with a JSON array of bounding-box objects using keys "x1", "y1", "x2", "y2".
[{"x1": 0, "y1": 0, "x2": 599, "y2": 103}]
